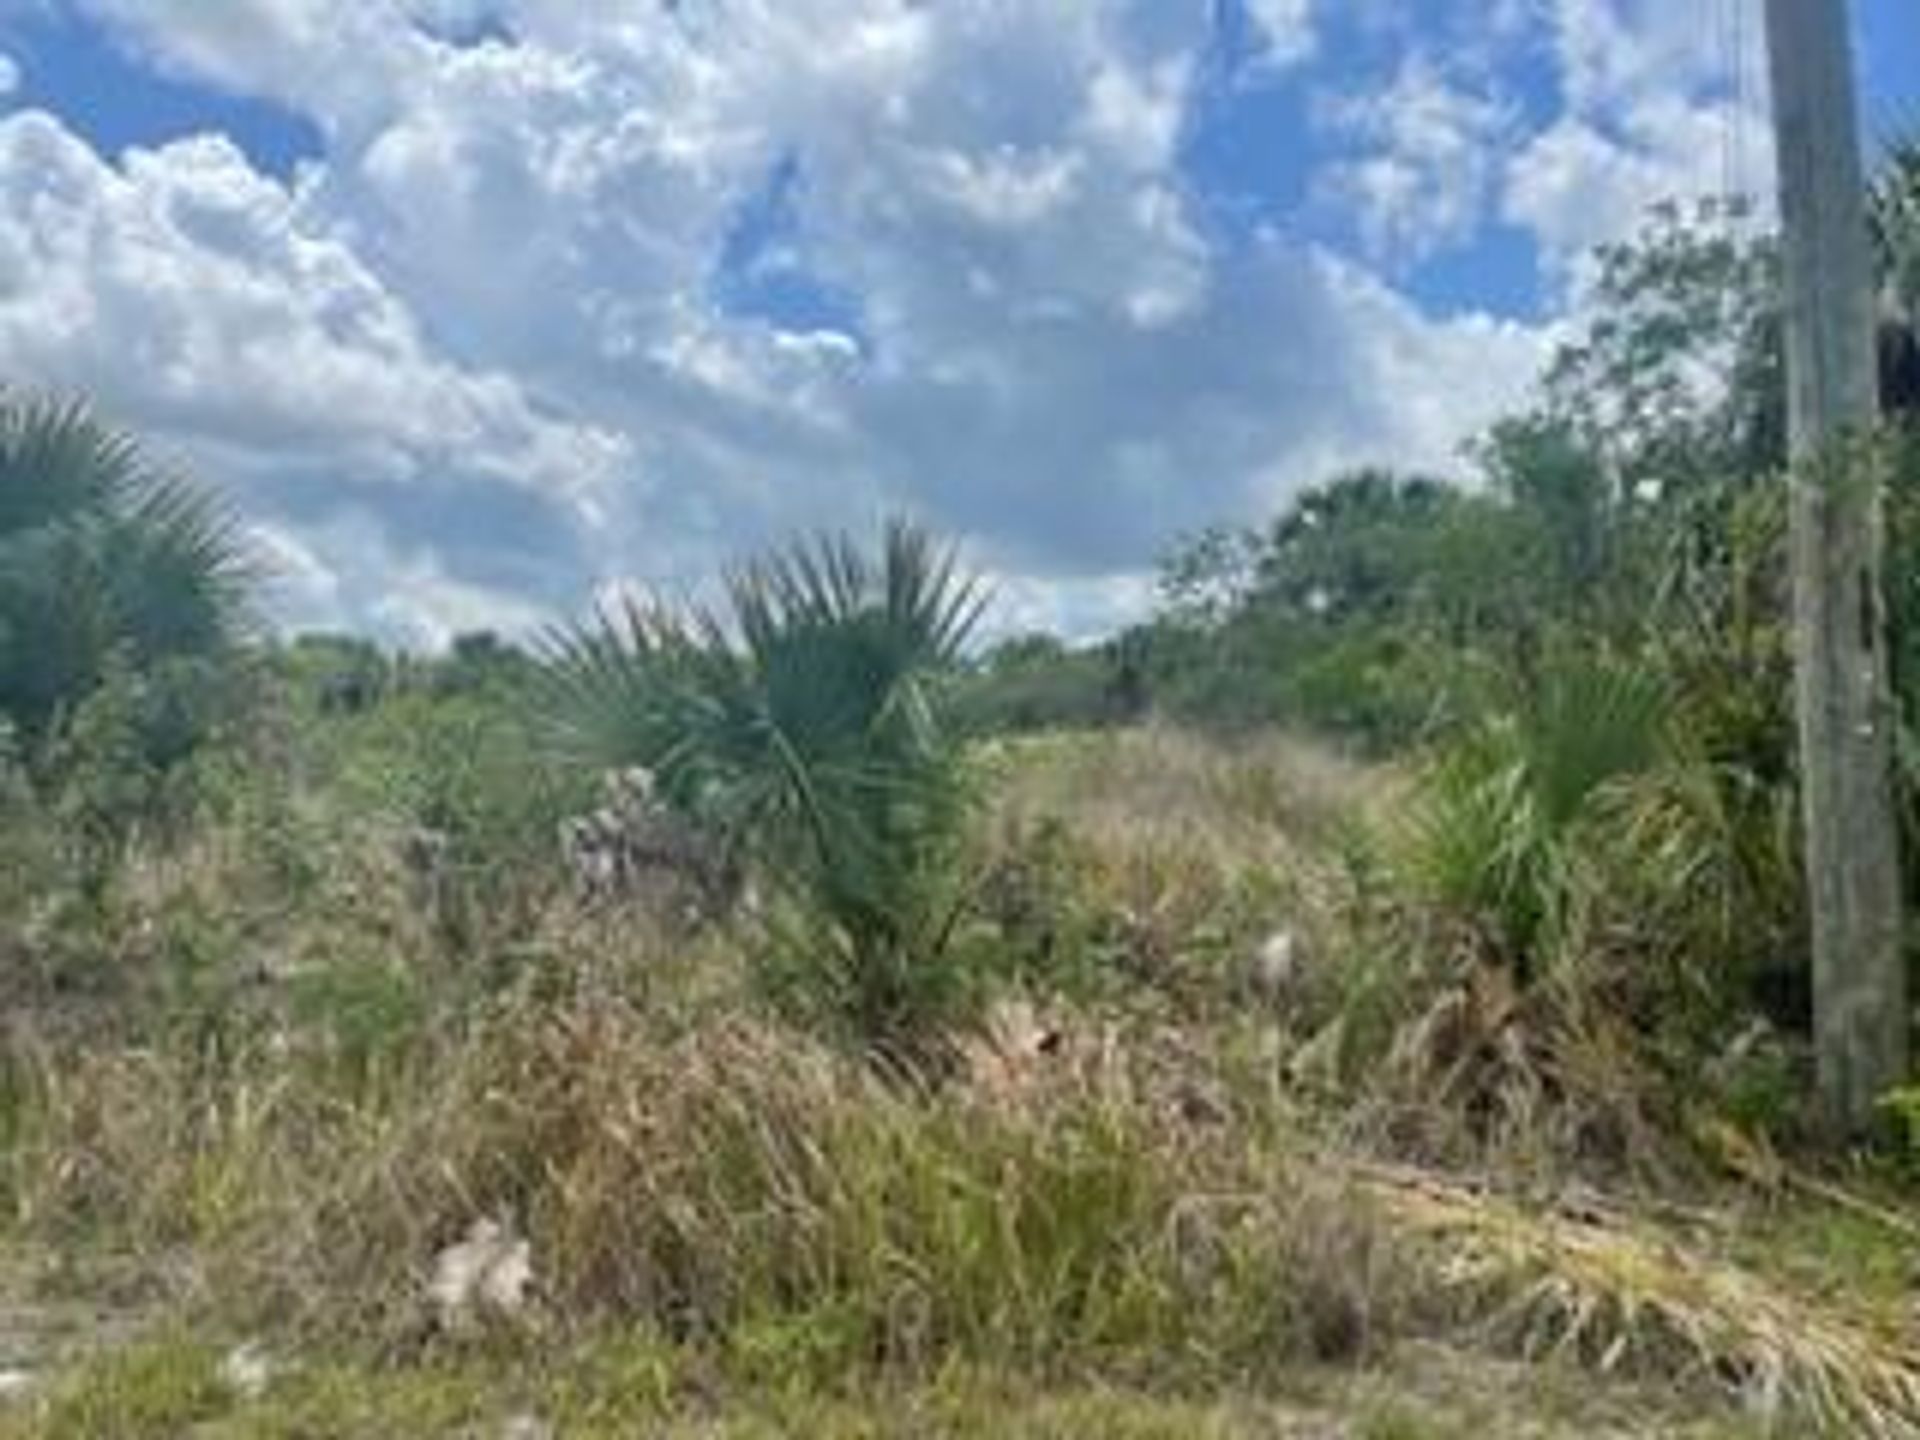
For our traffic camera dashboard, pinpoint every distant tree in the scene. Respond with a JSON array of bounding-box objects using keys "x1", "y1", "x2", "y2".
[
  {"x1": 951, "y1": 632, "x2": 1123, "y2": 736},
  {"x1": 1253, "y1": 469, "x2": 1469, "y2": 626},
  {"x1": 433, "y1": 629, "x2": 536, "y2": 697},
  {"x1": 981, "y1": 632, "x2": 1070, "y2": 674},
  {"x1": 1539, "y1": 199, "x2": 1785, "y2": 490},
  {"x1": 283, "y1": 633, "x2": 392, "y2": 715},
  {"x1": 1157, "y1": 524, "x2": 1261, "y2": 629},
  {"x1": 1872, "y1": 131, "x2": 1920, "y2": 418}
]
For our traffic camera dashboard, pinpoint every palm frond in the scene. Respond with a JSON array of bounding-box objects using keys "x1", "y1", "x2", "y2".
[
  {"x1": 0, "y1": 390, "x2": 251, "y2": 739},
  {"x1": 1516, "y1": 654, "x2": 1670, "y2": 830},
  {"x1": 109, "y1": 470, "x2": 255, "y2": 657},
  {"x1": 0, "y1": 392, "x2": 144, "y2": 538},
  {"x1": 538, "y1": 521, "x2": 983, "y2": 878},
  {"x1": 1401, "y1": 653, "x2": 1671, "y2": 964}
]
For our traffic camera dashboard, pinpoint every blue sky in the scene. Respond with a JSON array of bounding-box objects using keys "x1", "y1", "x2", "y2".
[{"x1": 0, "y1": 1, "x2": 1913, "y2": 644}]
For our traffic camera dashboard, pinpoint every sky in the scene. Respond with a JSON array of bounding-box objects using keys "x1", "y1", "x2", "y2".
[{"x1": 0, "y1": 1, "x2": 1914, "y2": 647}]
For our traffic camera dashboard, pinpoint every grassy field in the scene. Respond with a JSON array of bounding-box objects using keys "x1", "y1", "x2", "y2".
[{"x1": 0, "y1": 727, "x2": 1913, "y2": 1437}]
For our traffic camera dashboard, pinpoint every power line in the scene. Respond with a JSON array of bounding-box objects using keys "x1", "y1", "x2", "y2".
[
  {"x1": 1728, "y1": 0, "x2": 1743, "y2": 214},
  {"x1": 1732, "y1": 0, "x2": 1750, "y2": 216},
  {"x1": 1717, "y1": 0, "x2": 1753, "y2": 226}
]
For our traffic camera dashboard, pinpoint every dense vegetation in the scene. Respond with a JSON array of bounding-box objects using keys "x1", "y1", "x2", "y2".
[{"x1": 4, "y1": 178, "x2": 1920, "y2": 1435}]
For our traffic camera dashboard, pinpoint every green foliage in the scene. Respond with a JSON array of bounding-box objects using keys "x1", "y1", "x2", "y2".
[
  {"x1": 26, "y1": 1333, "x2": 230, "y2": 1440},
  {"x1": 0, "y1": 393, "x2": 250, "y2": 745},
  {"x1": 1540, "y1": 198, "x2": 1782, "y2": 490},
  {"x1": 538, "y1": 520, "x2": 987, "y2": 1047},
  {"x1": 1871, "y1": 131, "x2": 1920, "y2": 321},
  {"x1": 1135, "y1": 205, "x2": 1794, "y2": 761},
  {"x1": 431, "y1": 628, "x2": 539, "y2": 697},
  {"x1": 951, "y1": 633, "x2": 1129, "y2": 736},
  {"x1": 36, "y1": 656, "x2": 249, "y2": 891},
  {"x1": 336, "y1": 686, "x2": 590, "y2": 962},
  {"x1": 1157, "y1": 523, "x2": 1261, "y2": 628},
  {"x1": 1254, "y1": 471, "x2": 1473, "y2": 627},
  {"x1": 0, "y1": 718, "x2": 58, "y2": 929},
  {"x1": 284, "y1": 956, "x2": 429, "y2": 1084},
  {"x1": 1138, "y1": 468, "x2": 1548, "y2": 749},
  {"x1": 275, "y1": 632, "x2": 393, "y2": 715},
  {"x1": 1399, "y1": 653, "x2": 1670, "y2": 968},
  {"x1": 1879, "y1": 1085, "x2": 1920, "y2": 1169}
]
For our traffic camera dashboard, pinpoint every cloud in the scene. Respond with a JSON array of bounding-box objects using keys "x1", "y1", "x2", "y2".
[
  {"x1": 0, "y1": 49, "x2": 18, "y2": 97},
  {"x1": 1243, "y1": 0, "x2": 1317, "y2": 70},
  {"x1": 0, "y1": 108, "x2": 627, "y2": 637},
  {"x1": 0, "y1": 3, "x2": 1556, "y2": 646},
  {"x1": 1501, "y1": 0, "x2": 1772, "y2": 277},
  {"x1": 1314, "y1": 55, "x2": 1518, "y2": 267},
  {"x1": 71, "y1": 0, "x2": 426, "y2": 137}
]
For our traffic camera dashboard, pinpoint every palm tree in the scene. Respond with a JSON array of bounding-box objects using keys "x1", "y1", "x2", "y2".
[
  {"x1": 537, "y1": 519, "x2": 987, "y2": 1047},
  {"x1": 0, "y1": 392, "x2": 250, "y2": 746}
]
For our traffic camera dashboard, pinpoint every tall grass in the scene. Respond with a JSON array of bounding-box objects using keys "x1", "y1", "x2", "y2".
[
  {"x1": 4, "y1": 991, "x2": 1913, "y2": 1434},
  {"x1": 0, "y1": 996, "x2": 1408, "y2": 1382}
]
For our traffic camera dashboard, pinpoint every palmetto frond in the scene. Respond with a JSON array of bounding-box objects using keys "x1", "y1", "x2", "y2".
[
  {"x1": 0, "y1": 390, "x2": 251, "y2": 739},
  {"x1": 1403, "y1": 653, "x2": 1672, "y2": 966},
  {"x1": 1515, "y1": 654, "x2": 1669, "y2": 832},
  {"x1": 110, "y1": 470, "x2": 254, "y2": 660},
  {"x1": 537, "y1": 521, "x2": 987, "y2": 973},
  {"x1": 0, "y1": 394, "x2": 144, "y2": 538}
]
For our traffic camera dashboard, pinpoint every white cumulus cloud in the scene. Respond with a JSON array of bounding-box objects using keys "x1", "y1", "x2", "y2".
[
  {"x1": 1502, "y1": 0, "x2": 1773, "y2": 279},
  {"x1": 1315, "y1": 55, "x2": 1519, "y2": 267},
  {"x1": 0, "y1": 2, "x2": 1559, "y2": 644}
]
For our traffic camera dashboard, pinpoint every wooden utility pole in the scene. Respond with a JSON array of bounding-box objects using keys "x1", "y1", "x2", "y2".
[{"x1": 1764, "y1": 0, "x2": 1907, "y2": 1137}]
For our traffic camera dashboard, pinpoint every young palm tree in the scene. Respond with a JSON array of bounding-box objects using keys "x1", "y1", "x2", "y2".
[
  {"x1": 1404, "y1": 652, "x2": 1671, "y2": 973},
  {"x1": 0, "y1": 392, "x2": 250, "y2": 742},
  {"x1": 537, "y1": 520, "x2": 988, "y2": 1047}
]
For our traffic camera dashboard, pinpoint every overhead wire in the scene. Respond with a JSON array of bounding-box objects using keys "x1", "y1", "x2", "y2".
[
  {"x1": 1711, "y1": 0, "x2": 1756, "y2": 232},
  {"x1": 1730, "y1": 0, "x2": 1750, "y2": 225}
]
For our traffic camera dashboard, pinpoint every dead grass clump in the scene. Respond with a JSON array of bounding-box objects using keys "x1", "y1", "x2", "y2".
[
  {"x1": 1340, "y1": 951, "x2": 1689, "y2": 1189},
  {"x1": 1363, "y1": 1165, "x2": 1920, "y2": 1437}
]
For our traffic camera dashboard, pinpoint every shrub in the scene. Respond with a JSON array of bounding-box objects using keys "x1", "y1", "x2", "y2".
[
  {"x1": 537, "y1": 521, "x2": 987, "y2": 1051},
  {"x1": 335, "y1": 688, "x2": 591, "y2": 963},
  {"x1": 0, "y1": 392, "x2": 250, "y2": 745},
  {"x1": 1397, "y1": 652, "x2": 1670, "y2": 974}
]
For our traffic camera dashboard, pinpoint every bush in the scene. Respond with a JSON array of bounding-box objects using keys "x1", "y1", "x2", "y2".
[
  {"x1": 0, "y1": 392, "x2": 250, "y2": 745},
  {"x1": 951, "y1": 635, "x2": 1126, "y2": 737},
  {"x1": 538, "y1": 522, "x2": 987, "y2": 1052},
  {"x1": 335, "y1": 688, "x2": 590, "y2": 962},
  {"x1": 1396, "y1": 652, "x2": 1670, "y2": 974}
]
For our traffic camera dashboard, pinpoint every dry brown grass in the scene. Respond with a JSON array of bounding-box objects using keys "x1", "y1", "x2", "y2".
[
  {"x1": 983, "y1": 725, "x2": 1393, "y2": 855},
  {"x1": 969, "y1": 727, "x2": 1396, "y2": 1013},
  {"x1": 1362, "y1": 1164, "x2": 1920, "y2": 1437}
]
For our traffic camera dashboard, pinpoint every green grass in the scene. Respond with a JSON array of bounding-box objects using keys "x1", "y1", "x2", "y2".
[
  {"x1": 1727, "y1": 1192, "x2": 1920, "y2": 1321},
  {"x1": 0, "y1": 1331, "x2": 1769, "y2": 1440}
]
